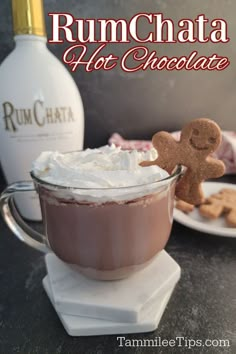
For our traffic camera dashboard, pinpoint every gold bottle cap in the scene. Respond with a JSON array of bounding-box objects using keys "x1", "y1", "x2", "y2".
[{"x1": 12, "y1": 0, "x2": 46, "y2": 37}]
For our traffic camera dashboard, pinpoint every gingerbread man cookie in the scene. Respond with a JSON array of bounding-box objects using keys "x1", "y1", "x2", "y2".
[
  {"x1": 199, "y1": 189, "x2": 236, "y2": 227},
  {"x1": 140, "y1": 118, "x2": 225, "y2": 205}
]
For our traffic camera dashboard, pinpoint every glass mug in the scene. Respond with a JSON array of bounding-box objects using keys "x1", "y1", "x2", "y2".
[{"x1": 0, "y1": 165, "x2": 182, "y2": 280}]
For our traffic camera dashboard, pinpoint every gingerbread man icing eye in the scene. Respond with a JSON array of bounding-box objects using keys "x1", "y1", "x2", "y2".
[
  {"x1": 192, "y1": 128, "x2": 200, "y2": 136},
  {"x1": 208, "y1": 137, "x2": 217, "y2": 144}
]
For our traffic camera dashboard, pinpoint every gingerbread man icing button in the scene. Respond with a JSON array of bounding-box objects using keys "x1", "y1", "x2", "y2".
[{"x1": 140, "y1": 118, "x2": 226, "y2": 205}]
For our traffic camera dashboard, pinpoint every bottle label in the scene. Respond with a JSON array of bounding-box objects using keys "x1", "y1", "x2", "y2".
[{"x1": 2, "y1": 100, "x2": 75, "y2": 132}]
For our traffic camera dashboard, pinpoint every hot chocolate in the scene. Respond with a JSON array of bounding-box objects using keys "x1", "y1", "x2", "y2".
[{"x1": 32, "y1": 145, "x2": 179, "y2": 279}]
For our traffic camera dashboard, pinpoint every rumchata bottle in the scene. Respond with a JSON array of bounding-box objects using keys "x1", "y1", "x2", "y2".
[{"x1": 0, "y1": 0, "x2": 84, "y2": 220}]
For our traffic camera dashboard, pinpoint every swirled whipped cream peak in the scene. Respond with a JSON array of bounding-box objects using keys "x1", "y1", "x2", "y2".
[{"x1": 32, "y1": 145, "x2": 170, "y2": 202}]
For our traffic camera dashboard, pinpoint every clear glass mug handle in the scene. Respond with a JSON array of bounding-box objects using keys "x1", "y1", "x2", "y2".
[{"x1": 0, "y1": 181, "x2": 49, "y2": 253}]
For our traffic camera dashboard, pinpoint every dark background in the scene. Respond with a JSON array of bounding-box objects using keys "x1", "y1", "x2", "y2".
[{"x1": 0, "y1": 0, "x2": 235, "y2": 149}]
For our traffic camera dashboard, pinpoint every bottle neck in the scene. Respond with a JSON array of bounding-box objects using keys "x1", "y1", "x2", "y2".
[{"x1": 14, "y1": 34, "x2": 47, "y2": 48}]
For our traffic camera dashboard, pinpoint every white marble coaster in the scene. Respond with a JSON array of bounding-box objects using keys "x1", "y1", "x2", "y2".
[
  {"x1": 46, "y1": 250, "x2": 181, "y2": 323},
  {"x1": 43, "y1": 276, "x2": 174, "y2": 336}
]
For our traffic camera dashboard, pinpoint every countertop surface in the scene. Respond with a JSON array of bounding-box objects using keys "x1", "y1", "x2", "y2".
[{"x1": 0, "y1": 174, "x2": 235, "y2": 354}]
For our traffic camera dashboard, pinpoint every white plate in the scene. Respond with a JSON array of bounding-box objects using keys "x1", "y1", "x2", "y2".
[{"x1": 174, "y1": 182, "x2": 236, "y2": 238}]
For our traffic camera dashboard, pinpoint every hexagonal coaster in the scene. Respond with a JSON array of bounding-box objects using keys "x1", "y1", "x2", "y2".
[
  {"x1": 45, "y1": 250, "x2": 180, "y2": 323},
  {"x1": 43, "y1": 276, "x2": 174, "y2": 336}
]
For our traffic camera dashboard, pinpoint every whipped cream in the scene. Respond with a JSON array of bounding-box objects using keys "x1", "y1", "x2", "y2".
[{"x1": 32, "y1": 145, "x2": 170, "y2": 203}]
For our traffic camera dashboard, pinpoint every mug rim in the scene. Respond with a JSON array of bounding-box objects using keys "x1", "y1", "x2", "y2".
[{"x1": 30, "y1": 165, "x2": 183, "y2": 191}]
